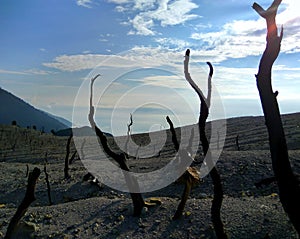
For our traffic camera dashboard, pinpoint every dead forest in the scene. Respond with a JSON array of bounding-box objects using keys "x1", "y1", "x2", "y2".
[{"x1": 1, "y1": 0, "x2": 300, "y2": 238}]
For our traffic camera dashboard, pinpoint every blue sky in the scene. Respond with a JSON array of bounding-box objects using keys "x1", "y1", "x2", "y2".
[{"x1": 1, "y1": 0, "x2": 299, "y2": 135}]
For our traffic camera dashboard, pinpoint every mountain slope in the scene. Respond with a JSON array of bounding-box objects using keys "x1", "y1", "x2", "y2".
[{"x1": 0, "y1": 87, "x2": 68, "y2": 132}]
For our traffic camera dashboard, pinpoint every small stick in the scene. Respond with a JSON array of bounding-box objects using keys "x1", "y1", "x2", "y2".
[{"x1": 25, "y1": 164, "x2": 29, "y2": 178}]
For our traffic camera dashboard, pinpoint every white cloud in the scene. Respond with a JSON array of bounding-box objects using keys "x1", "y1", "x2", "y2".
[
  {"x1": 0, "y1": 68, "x2": 53, "y2": 75},
  {"x1": 190, "y1": 20, "x2": 266, "y2": 61},
  {"x1": 133, "y1": 0, "x2": 156, "y2": 11},
  {"x1": 76, "y1": 0, "x2": 93, "y2": 8},
  {"x1": 190, "y1": 0, "x2": 300, "y2": 60},
  {"x1": 43, "y1": 47, "x2": 186, "y2": 72},
  {"x1": 130, "y1": 14, "x2": 155, "y2": 35},
  {"x1": 24, "y1": 69, "x2": 54, "y2": 75},
  {"x1": 108, "y1": 0, "x2": 130, "y2": 4},
  {"x1": 115, "y1": 5, "x2": 127, "y2": 12},
  {"x1": 0, "y1": 69, "x2": 28, "y2": 75},
  {"x1": 109, "y1": 0, "x2": 199, "y2": 35},
  {"x1": 155, "y1": 37, "x2": 192, "y2": 50}
]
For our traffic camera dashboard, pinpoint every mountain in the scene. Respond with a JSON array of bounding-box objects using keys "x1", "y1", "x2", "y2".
[
  {"x1": 0, "y1": 87, "x2": 68, "y2": 132},
  {"x1": 55, "y1": 126, "x2": 113, "y2": 137},
  {"x1": 46, "y1": 112, "x2": 72, "y2": 128}
]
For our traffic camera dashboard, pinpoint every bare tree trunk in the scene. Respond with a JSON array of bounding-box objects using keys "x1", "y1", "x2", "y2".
[
  {"x1": 64, "y1": 134, "x2": 72, "y2": 179},
  {"x1": 173, "y1": 174, "x2": 193, "y2": 219},
  {"x1": 166, "y1": 116, "x2": 195, "y2": 219},
  {"x1": 25, "y1": 164, "x2": 29, "y2": 178},
  {"x1": 88, "y1": 75, "x2": 144, "y2": 216},
  {"x1": 124, "y1": 113, "x2": 133, "y2": 156},
  {"x1": 235, "y1": 135, "x2": 240, "y2": 151},
  {"x1": 253, "y1": 0, "x2": 300, "y2": 234},
  {"x1": 5, "y1": 167, "x2": 41, "y2": 239},
  {"x1": 184, "y1": 49, "x2": 227, "y2": 239},
  {"x1": 44, "y1": 164, "x2": 52, "y2": 206}
]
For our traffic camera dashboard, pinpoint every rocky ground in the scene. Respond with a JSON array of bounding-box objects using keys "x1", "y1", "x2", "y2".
[{"x1": 0, "y1": 113, "x2": 300, "y2": 238}]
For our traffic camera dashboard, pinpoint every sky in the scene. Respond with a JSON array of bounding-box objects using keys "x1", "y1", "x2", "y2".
[{"x1": 0, "y1": 0, "x2": 299, "y2": 135}]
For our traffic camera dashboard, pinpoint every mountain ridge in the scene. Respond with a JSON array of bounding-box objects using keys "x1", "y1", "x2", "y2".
[{"x1": 0, "y1": 87, "x2": 69, "y2": 132}]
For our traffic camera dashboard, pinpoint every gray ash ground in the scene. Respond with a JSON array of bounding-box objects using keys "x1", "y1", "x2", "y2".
[{"x1": 1, "y1": 113, "x2": 300, "y2": 238}]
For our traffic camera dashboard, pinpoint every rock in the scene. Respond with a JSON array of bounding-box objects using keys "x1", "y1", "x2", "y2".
[
  {"x1": 10, "y1": 221, "x2": 38, "y2": 239},
  {"x1": 73, "y1": 228, "x2": 81, "y2": 234},
  {"x1": 118, "y1": 215, "x2": 125, "y2": 221},
  {"x1": 185, "y1": 211, "x2": 192, "y2": 216},
  {"x1": 199, "y1": 193, "x2": 208, "y2": 199},
  {"x1": 138, "y1": 218, "x2": 146, "y2": 228}
]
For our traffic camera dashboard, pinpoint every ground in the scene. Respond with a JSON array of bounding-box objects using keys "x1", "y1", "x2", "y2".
[{"x1": 0, "y1": 113, "x2": 300, "y2": 238}]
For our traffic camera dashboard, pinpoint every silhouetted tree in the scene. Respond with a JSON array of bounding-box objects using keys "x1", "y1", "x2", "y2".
[
  {"x1": 64, "y1": 134, "x2": 72, "y2": 179},
  {"x1": 166, "y1": 116, "x2": 200, "y2": 220},
  {"x1": 11, "y1": 120, "x2": 17, "y2": 126},
  {"x1": 44, "y1": 164, "x2": 52, "y2": 205},
  {"x1": 184, "y1": 49, "x2": 227, "y2": 238},
  {"x1": 88, "y1": 75, "x2": 145, "y2": 216},
  {"x1": 236, "y1": 135, "x2": 240, "y2": 151},
  {"x1": 253, "y1": 0, "x2": 300, "y2": 234}
]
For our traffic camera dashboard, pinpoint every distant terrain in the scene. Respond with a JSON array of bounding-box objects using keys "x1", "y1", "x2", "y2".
[
  {"x1": 0, "y1": 87, "x2": 69, "y2": 132},
  {"x1": 0, "y1": 112, "x2": 300, "y2": 238}
]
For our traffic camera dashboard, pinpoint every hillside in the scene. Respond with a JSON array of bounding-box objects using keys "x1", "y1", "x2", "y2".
[
  {"x1": 0, "y1": 113, "x2": 299, "y2": 238},
  {"x1": 0, "y1": 87, "x2": 68, "y2": 132}
]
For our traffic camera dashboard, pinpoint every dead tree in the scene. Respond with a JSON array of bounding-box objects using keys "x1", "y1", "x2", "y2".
[
  {"x1": 44, "y1": 164, "x2": 52, "y2": 205},
  {"x1": 253, "y1": 0, "x2": 300, "y2": 234},
  {"x1": 184, "y1": 49, "x2": 227, "y2": 238},
  {"x1": 124, "y1": 113, "x2": 133, "y2": 156},
  {"x1": 25, "y1": 164, "x2": 29, "y2": 178},
  {"x1": 236, "y1": 135, "x2": 240, "y2": 151},
  {"x1": 88, "y1": 75, "x2": 145, "y2": 216},
  {"x1": 64, "y1": 134, "x2": 72, "y2": 179},
  {"x1": 166, "y1": 116, "x2": 200, "y2": 220},
  {"x1": 79, "y1": 138, "x2": 86, "y2": 160},
  {"x1": 5, "y1": 167, "x2": 41, "y2": 239}
]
